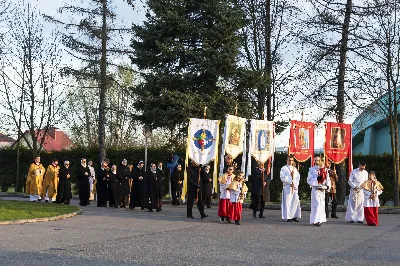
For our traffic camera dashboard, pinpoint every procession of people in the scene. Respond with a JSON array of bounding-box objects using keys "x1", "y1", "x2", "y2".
[{"x1": 25, "y1": 153, "x2": 383, "y2": 227}]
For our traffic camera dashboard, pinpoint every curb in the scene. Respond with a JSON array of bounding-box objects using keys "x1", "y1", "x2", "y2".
[
  {"x1": 0, "y1": 193, "x2": 29, "y2": 198},
  {"x1": 0, "y1": 209, "x2": 82, "y2": 225}
]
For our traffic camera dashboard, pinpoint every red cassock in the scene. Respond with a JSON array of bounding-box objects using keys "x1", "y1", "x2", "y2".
[
  {"x1": 364, "y1": 207, "x2": 379, "y2": 226},
  {"x1": 218, "y1": 199, "x2": 231, "y2": 218},
  {"x1": 229, "y1": 202, "x2": 242, "y2": 221}
]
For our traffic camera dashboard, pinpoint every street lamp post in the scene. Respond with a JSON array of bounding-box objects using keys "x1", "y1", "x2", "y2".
[{"x1": 143, "y1": 127, "x2": 152, "y2": 171}]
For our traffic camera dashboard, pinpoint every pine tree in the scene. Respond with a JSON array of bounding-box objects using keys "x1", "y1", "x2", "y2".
[{"x1": 130, "y1": 0, "x2": 248, "y2": 130}]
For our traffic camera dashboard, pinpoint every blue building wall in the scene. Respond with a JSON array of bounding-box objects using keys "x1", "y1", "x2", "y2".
[{"x1": 352, "y1": 124, "x2": 397, "y2": 155}]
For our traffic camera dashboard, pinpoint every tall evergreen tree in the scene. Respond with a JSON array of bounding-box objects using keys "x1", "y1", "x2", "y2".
[{"x1": 130, "y1": 0, "x2": 248, "y2": 131}]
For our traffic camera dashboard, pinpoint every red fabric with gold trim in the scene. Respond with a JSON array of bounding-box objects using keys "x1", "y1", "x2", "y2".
[
  {"x1": 289, "y1": 120, "x2": 315, "y2": 163},
  {"x1": 324, "y1": 122, "x2": 352, "y2": 175}
]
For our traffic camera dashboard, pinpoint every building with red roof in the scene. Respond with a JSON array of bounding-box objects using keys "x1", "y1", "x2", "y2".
[
  {"x1": 0, "y1": 133, "x2": 16, "y2": 148},
  {"x1": 12, "y1": 127, "x2": 73, "y2": 151}
]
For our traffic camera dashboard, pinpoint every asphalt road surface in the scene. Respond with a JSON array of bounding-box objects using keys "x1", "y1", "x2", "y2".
[{"x1": 0, "y1": 198, "x2": 399, "y2": 266}]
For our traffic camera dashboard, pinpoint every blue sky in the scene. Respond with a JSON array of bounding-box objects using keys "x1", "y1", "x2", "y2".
[{"x1": 32, "y1": 0, "x2": 355, "y2": 149}]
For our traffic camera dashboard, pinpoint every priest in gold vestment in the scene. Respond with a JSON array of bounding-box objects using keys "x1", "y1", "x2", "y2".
[{"x1": 26, "y1": 156, "x2": 46, "y2": 202}]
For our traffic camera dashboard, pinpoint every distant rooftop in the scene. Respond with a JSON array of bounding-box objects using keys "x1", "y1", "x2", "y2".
[{"x1": 0, "y1": 133, "x2": 15, "y2": 143}]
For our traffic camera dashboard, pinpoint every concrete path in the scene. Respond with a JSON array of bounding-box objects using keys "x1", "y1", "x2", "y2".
[{"x1": 0, "y1": 197, "x2": 399, "y2": 266}]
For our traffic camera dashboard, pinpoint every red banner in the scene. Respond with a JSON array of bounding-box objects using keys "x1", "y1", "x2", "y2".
[
  {"x1": 289, "y1": 120, "x2": 315, "y2": 163},
  {"x1": 324, "y1": 122, "x2": 352, "y2": 175}
]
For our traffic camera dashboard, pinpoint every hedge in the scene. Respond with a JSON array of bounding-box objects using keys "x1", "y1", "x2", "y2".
[{"x1": 0, "y1": 148, "x2": 396, "y2": 204}]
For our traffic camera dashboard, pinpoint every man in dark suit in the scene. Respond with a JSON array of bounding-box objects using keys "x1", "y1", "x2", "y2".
[{"x1": 187, "y1": 161, "x2": 207, "y2": 219}]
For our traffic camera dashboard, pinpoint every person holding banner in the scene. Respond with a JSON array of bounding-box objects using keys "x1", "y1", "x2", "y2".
[
  {"x1": 345, "y1": 162, "x2": 368, "y2": 224},
  {"x1": 187, "y1": 161, "x2": 207, "y2": 219},
  {"x1": 307, "y1": 156, "x2": 331, "y2": 226},
  {"x1": 325, "y1": 161, "x2": 339, "y2": 218},
  {"x1": 280, "y1": 156, "x2": 301, "y2": 222},
  {"x1": 218, "y1": 166, "x2": 234, "y2": 222},
  {"x1": 223, "y1": 154, "x2": 238, "y2": 173},
  {"x1": 249, "y1": 162, "x2": 269, "y2": 219}
]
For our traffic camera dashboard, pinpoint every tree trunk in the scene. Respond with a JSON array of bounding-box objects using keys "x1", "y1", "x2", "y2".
[
  {"x1": 98, "y1": 0, "x2": 108, "y2": 164},
  {"x1": 335, "y1": 0, "x2": 353, "y2": 205},
  {"x1": 82, "y1": 93, "x2": 92, "y2": 149},
  {"x1": 260, "y1": 0, "x2": 273, "y2": 202},
  {"x1": 265, "y1": 0, "x2": 272, "y2": 122}
]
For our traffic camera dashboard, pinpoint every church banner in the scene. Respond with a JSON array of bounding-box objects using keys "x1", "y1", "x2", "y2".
[
  {"x1": 324, "y1": 122, "x2": 352, "y2": 176},
  {"x1": 246, "y1": 120, "x2": 275, "y2": 179},
  {"x1": 182, "y1": 118, "x2": 220, "y2": 200},
  {"x1": 219, "y1": 115, "x2": 247, "y2": 175},
  {"x1": 188, "y1": 118, "x2": 220, "y2": 165},
  {"x1": 289, "y1": 120, "x2": 315, "y2": 163}
]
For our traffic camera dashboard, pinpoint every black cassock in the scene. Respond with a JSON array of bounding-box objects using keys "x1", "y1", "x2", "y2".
[
  {"x1": 249, "y1": 167, "x2": 270, "y2": 213},
  {"x1": 117, "y1": 164, "x2": 131, "y2": 207},
  {"x1": 77, "y1": 164, "x2": 90, "y2": 206},
  {"x1": 144, "y1": 170, "x2": 162, "y2": 211},
  {"x1": 157, "y1": 168, "x2": 165, "y2": 196},
  {"x1": 57, "y1": 167, "x2": 72, "y2": 204},
  {"x1": 201, "y1": 168, "x2": 213, "y2": 207},
  {"x1": 129, "y1": 166, "x2": 145, "y2": 209},
  {"x1": 97, "y1": 168, "x2": 110, "y2": 207},
  {"x1": 108, "y1": 171, "x2": 118, "y2": 207},
  {"x1": 201, "y1": 169, "x2": 213, "y2": 197},
  {"x1": 117, "y1": 165, "x2": 131, "y2": 196},
  {"x1": 171, "y1": 168, "x2": 183, "y2": 204}
]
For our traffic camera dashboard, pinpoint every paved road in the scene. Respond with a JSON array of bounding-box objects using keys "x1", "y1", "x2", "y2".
[{"x1": 0, "y1": 198, "x2": 399, "y2": 266}]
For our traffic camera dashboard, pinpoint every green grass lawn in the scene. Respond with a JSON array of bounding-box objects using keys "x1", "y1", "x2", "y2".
[{"x1": 0, "y1": 200, "x2": 79, "y2": 221}]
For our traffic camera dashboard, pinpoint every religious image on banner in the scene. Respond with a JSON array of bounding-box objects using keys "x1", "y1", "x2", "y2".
[
  {"x1": 182, "y1": 118, "x2": 220, "y2": 201},
  {"x1": 189, "y1": 118, "x2": 220, "y2": 165},
  {"x1": 330, "y1": 127, "x2": 345, "y2": 149},
  {"x1": 299, "y1": 128, "x2": 309, "y2": 149},
  {"x1": 228, "y1": 121, "x2": 241, "y2": 146},
  {"x1": 193, "y1": 129, "x2": 215, "y2": 152},
  {"x1": 246, "y1": 120, "x2": 275, "y2": 180},
  {"x1": 289, "y1": 120, "x2": 315, "y2": 163},
  {"x1": 256, "y1": 128, "x2": 271, "y2": 151},
  {"x1": 324, "y1": 122, "x2": 352, "y2": 176},
  {"x1": 219, "y1": 115, "x2": 247, "y2": 176}
]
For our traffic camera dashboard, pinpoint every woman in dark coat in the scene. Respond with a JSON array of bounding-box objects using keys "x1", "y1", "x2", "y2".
[
  {"x1": 56, "y1": 161, "x2": 72, "y2": 205},
  {"x1": 108, "y1": 165, "x2": 118, "y2": 208},
  {"x1": 201, "y1": 164, "x2": 213, "y2": 208},
  {"x1": 117, "y1": 159, "x2": 131, "y2": 208},
  {"x1": 97, "y1": 160, "x2": 110, "y2": 207},
  {"x1": 145, "y1": 163, "x2": 163, "y2": 212},
  {"x1": 129, "y1": 160, "x2": 145, "y2": 210},
  {"x1": 171, "y1": 164, "x2": 183, "y2": 205},
  {"x1": 77, "y1": 158, "x2": 91, "y2": 206}
]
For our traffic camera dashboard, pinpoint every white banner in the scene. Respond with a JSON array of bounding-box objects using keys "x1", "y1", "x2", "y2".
[
  {"x1": 247, "y1": 120, "x2": 275, "y2": 179},
  {"x1": 188, "y1": 118, "x2": 220, "y2": 165},
  {"x1": 219, "y1": 115, "x2": 247, "y2": 175}
]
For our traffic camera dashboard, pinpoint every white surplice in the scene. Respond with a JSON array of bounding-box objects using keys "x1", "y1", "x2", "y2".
[
  {"x1": 307, "y1": 166, "x2": 331, "y2": 224},
  {"x1": 280, "y1": 165, "x2": 301, "y2": 220},
  {"x1": 219, "y1": 175, "x2": 233, "y2": 199},
  {"x1": 345, "y1": 169, "x2": 368, "y2": 222},
  {"x1": 363, "y1": 189, "x2": 382, "y2": 207}
]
